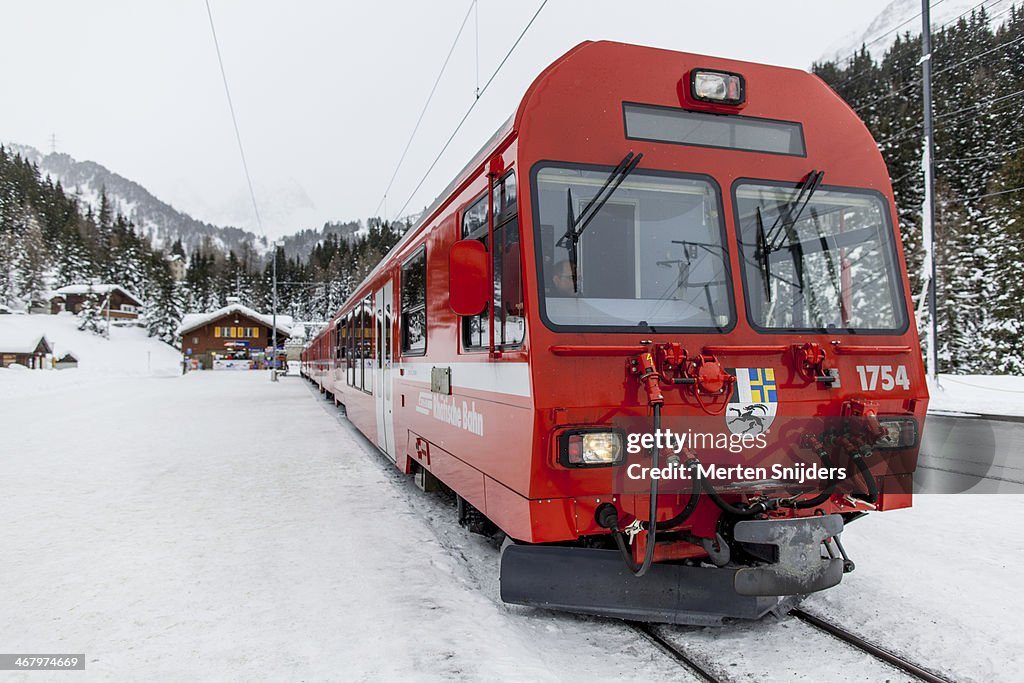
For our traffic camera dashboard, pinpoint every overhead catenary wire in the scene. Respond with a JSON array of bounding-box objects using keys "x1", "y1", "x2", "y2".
[
  {"x1": 854, "y1": 30, "x2": 1024, "y2": 114},
  {"x1": 204, "y1": 0, "x2": 264, "y2": 237},
  {"x1": 935, "y1": 143, "x2": 1024, "y2": 162},
  {"x1": 821, "y1": 0, "x2": 1011, "y2": 97},
  {"x1": 830, "y1": 0, "x2": 949, "y2": 75},
  {"x1": 967, "y1": 184, "x2": 1024, "y2": 201},
  {"x1": 873, "y1": 86, "x2": 1024, "y2": 147},
  {"x1": 837, "y1": 0, "x2": 1012, "y2": 90},
  {"x1": 205, "y1": 0, "x2": 284, "y2": 378},
  {"x1": 372, "y1": 1, "x2": 476, "y2": 220},
  {"x1": 391, "y1": 0, "x2": 549, "y2": 223}
]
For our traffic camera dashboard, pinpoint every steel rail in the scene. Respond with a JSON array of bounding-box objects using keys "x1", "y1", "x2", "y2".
[
  {"x1": 627, "y1": 622, "x2": 724, "y2": 683},
  {"x1": 790, "y1": 608, "x2": 955, "y2": 683}
]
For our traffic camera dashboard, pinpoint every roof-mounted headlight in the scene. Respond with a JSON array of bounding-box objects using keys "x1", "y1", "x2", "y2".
[{"x1": 691, "y1": 69, "x2": 745, "y2": 105}]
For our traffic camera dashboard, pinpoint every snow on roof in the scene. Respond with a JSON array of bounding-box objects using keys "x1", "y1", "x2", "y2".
[
  {"x1": 54, "y1": 284, "x2": 144, "y2": 306},
  {"x1": 177, "y1": 303, "x2": 294, "y2": 337},
  {"x1": 0, "y1": 331, "x2": 52, "y2": 354}
]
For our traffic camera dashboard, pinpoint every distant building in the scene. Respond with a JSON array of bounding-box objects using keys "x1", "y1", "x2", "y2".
[
  {"x1": 51, "y1": 284, "x2": 144, "y2": 320},
  {"x1": 54, "y1": 352, "x2": 79, "y2": 370},
  {"x1": 0, "y1": 332, "x2": 52, "y2": 369},
  {"x1": 167, "y1": 254, "x2": 187, "y2": 281},
  {"x1": 177, "y1": 303, "x2": 292, "y2": 370}
]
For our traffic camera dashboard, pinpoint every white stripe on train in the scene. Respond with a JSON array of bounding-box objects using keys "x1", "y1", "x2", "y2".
[{"x1": 396, "y1": 362, "x2": 532, "y2": 398}]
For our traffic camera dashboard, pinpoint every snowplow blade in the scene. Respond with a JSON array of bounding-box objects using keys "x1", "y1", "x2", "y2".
[{"x1": 499, "y1": 514, "x2": 845, "y2": 625}]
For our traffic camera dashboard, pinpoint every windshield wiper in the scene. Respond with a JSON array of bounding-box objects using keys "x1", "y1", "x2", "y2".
[
  {"x1": 556, "y1": 151, "x2": 643, "y2": 292},
  {"x1": 765, "y1": 169, "x2": 825, "y2": 252},
  {"x1": 755, "y1": 207, "x2": 772, "y2": 301}
]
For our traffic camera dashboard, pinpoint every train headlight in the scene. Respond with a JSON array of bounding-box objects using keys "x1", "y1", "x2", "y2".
[
  {"x1": 691, "y1": 69, "x2": 745, "y2": 105},
  {"x1": 876, "y1": 418, "x2": 918, "y2": 449},
  {"x1": 560, "y1": 430, "x2": 624, "y2": 467}
]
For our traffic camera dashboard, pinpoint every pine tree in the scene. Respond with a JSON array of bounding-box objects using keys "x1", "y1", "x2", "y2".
[
  {"x1": 146, "y1": 256, "x2": 184, "y2": 345},
  {"x1": 77, "y1": 287, "x2": 107, "y2": 337},
  {"x1": 16, "y1": 209, "x2": 49, "y2": 311}
]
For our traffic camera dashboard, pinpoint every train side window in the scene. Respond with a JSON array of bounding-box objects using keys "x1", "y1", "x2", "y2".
[
  {"x1": 462, "y1": 193, "x2": 490, "y2": 350},
  {"x1": 401, "y1": 247, "x2": 427, "y2": 355},
  {"x1": 463, "y1": 172, "x2": 524, "y2": 350},
  {"x1": 462, "y1": 193, "x2": 487, "y2": 238},
  {"x1": 493, "y1": 171, "x2": 517, "y2": 224},
  {"x1": 362, "y1": 296, "x2": 374, "y2": 394},
  {"x1": 346, "y1": 312, "x2": 356, "y2": 387}
]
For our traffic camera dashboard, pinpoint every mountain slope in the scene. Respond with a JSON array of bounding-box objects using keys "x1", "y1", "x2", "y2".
[
  {"x1": 8, "y1": 143, "x2": 268, "y2": 256},
  {"x1": 818, "y1": 0, "x2": 1017, "y2": 64},
  {"x1": 6, "y1": 143, "x2": 372, "y2": 262}
]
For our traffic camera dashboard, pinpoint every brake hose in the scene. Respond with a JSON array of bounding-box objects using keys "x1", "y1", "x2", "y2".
[
  {"x1": 780, "y1": 446, "x2": 838, "y2": 509},
  {"x1": 850, "y1": 447, "x2": 879, "y2": 504},
  {"x1": 595, "y1": 403, "x2": 663, "y2": 576},
  {"x1": 647, "y1": 456, "x2": 701, "y2": 531},
  {"x1": 632, "y1": 402, "x2": 662, "y2": 576}
]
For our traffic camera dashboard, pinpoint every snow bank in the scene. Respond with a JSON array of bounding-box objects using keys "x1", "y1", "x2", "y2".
[
  {"x1": 0, "y1": 314, "x2": 180, "y2": 396},
  {"x1": 929, "y1": 374, "x2": 1024, "y2": 417}
]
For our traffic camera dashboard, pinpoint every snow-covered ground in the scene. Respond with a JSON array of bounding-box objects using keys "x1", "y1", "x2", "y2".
[
  {"x1": 0, "y1": 313, "x2": 181, "y2": 397},
  {"x1": 929, "y1": 374, "x2": 1024, "y2": 417},
  {"x1": 2, "y1": 316, "x2": 1022, "y2": 680},
  {"x1": 0, "y1": 372, "x2": 685, "y2": 681}
]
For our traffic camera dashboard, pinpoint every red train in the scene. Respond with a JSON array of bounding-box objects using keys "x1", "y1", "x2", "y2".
[{"x1": 302, "y1": 40, "x2": 927, "y2": 624}]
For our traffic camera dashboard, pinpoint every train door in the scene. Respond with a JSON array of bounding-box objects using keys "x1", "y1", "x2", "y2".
[{"x1": 374, "y1": 281, "x2": 396, "y2": 460}]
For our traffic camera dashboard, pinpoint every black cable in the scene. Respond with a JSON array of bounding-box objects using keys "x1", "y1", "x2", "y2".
[
  {"x1": 597, "y1": 404, "x2": 664, "y2": 576},
  {"x1": 391, "y1": 0, "x2": 549, "y2": 223},
  {"x1": 851, "y1": 449, "x2": 880, "y2": 504},
  {"x1": 373, "y1": 1, "x2": 476, "y2": 218},
  {"x1": 698, "y1": 474, "x2": 774, "y2": 517},
  {"x1": 632, "y1": 403, "x2": 662, "y2": 577},
  {"x1": 204, "y1": 0, "x2": 264, "y2": 236},
  {"x1": 780, "y1": 448, "x2": 838, "y2": 509},
  {"x1": 830, "y1": 0, "x2": 1014, "y2": 92},
  {"x1": 647, "y1": 458, "x2": 701, "y2": 531}
]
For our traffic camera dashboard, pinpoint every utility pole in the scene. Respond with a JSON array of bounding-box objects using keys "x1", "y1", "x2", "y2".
[
  {"x1": 921, "y1": 0, "x2": 939, "y2": 384},
  {"x1": 271, "y1": 242, "x2": 279, "y2": 382}
]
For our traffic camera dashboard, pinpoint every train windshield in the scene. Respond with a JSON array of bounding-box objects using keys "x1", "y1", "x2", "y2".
[
  {"x1": 734, "y1": 182, "x2": 908, "y2": 332},
  {"x1": 533, "y1": 164, "x2": 732, "y2": 332}
]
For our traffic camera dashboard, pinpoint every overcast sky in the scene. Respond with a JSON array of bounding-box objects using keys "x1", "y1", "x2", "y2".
[{"x1": 0, "y1": 1, "x2": 895, "y2": 239}]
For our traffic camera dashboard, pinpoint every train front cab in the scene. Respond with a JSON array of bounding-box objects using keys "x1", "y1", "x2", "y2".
[{"x1": 463, "y1": 42, "x2": 930, "y2": 624}]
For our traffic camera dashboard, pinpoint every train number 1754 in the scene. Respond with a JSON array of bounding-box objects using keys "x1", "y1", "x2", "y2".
[{"x1": 855, "y1": 365, "x2": 911, "y2": 391}]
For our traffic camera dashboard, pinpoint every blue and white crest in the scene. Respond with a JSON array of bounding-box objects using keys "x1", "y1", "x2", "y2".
[{"x1": 725, "y1": 367, "x2": 778, "y2": 436}]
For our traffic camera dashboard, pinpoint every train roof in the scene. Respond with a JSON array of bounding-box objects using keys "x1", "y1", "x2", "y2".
[{"x1": 308, "y1": 39, "x2": 879, "y2": 347}]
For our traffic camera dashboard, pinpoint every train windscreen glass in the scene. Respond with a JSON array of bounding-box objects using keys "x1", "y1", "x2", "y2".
[
  {"x1": 534, "y1": 164, "x2": 732, "y2": 332},
  {"x1": 733, "y1": 182, "x2": 908, "y2": 332},
  {"x1": 624, "y1": 103, "x2": 805, "y2": 156}
]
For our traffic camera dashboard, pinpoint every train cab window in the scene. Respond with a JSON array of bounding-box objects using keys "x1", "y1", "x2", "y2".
[
  {"x1": 733, "y1": 182, "x2": 908, "y2": 333},
  {"x1": 533, "y1": 163, "x2": 732, "y2": 332},
  {"x1": 462, "y1": 173, "x2": 525, "y2": 350},
  {"x1": 401, "y1": 247, "x2": 428, "y2": 355}
]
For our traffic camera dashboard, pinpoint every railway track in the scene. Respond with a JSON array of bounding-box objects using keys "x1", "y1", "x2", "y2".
[
  {"x1": 629, "y1": 610, "x2": 956, "y2": 683},
  {"x1": 789, "y1": 609, "x2": 954, "y2": 683}
]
